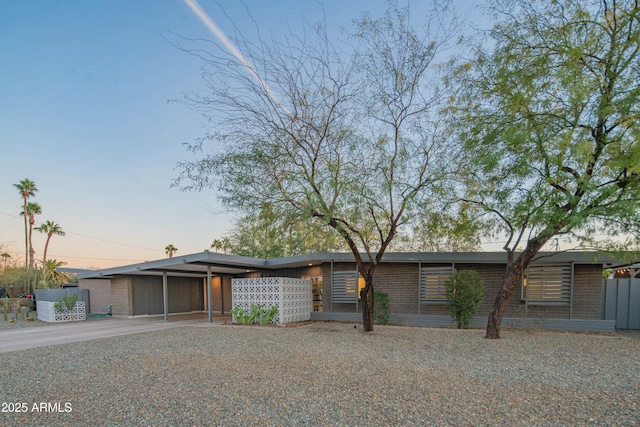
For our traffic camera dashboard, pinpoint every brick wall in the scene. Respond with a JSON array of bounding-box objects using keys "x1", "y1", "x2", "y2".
[
  {"x1": 320, "y1": 261, "x2": 604, "y2": 320},
  {"x1": 222, "y1": 276, "x2": 232, "y2": 314},
  {"x1": 373, "y1": 263, "x2": 420, "y2": 314},
  {"x1": 110, "y1": 276, "x2": 131, "y2": 316},
  {"x1": 79, "y1": 278, "x2": 111, "y2": 313},
  {"x1": 572, "y1": 264, "x2": 603, "y2": 320}
]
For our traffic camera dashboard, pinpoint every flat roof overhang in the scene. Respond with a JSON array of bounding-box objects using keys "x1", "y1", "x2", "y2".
[
  {"x1": 78, "y1": 252, "x2": 267, "y2": 279},
  {"x1": 78, "y1": 250, "x2": 620, "y2": 280}
]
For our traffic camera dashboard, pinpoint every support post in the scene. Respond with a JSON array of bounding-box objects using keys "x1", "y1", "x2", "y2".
[
  {"x1": 163, "y1": 272, "x2": 168, "y2": 322},
  {"x1": 418, "y1": 261, "x2": 421, "y2": 315},
  {"x1": 207, "y1": 266, "x2": 213, "y2": 323},
  {"x1": 569, "y1": 262, "x2": 574, "y2": 319}
]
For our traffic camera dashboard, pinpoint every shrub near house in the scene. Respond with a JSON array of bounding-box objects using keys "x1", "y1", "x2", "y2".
[{"x1": 445, "y1": 271, "x2": 485, "y2": 329}]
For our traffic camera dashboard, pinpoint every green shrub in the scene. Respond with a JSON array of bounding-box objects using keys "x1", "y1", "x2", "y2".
[
  {"x1": 2, "y1": 298, "x2": 34, "y2": 321},
  {"x1": 231, "y1": 304, "x2": 279, "y2": 325},
  {"x1": 373, "y1": 291, "x2": 390, "y2": 325},
  {"x1": 231, "y1": 306, "x2": 252, "y2": 324},
  {"x1": 445, "y1": 270, "x2": 485, "y2": 329},
  {"x1": 54, "y1": 295, "x2": 78, "y2": 315},
  {"x1": 257, "y1": 304, "x2": 279, "y2": 325}
]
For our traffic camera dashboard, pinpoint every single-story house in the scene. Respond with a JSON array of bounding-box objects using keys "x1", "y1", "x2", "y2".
[{"x1": 77, "y1": 250, "x2": 632, "y2": 331}]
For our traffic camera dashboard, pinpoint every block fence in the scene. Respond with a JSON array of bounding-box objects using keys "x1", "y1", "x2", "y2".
[
  {"x1": 231, "y1": 277, "x2": 312, "y2": 324},
  {"x1": 37, "y1": 301, "x2": 86, "y2": 322}
]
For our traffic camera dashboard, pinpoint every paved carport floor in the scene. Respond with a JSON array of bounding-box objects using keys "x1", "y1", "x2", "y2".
[{"x1": 0, "y1": 313, "x2": 230, "y2": 353}]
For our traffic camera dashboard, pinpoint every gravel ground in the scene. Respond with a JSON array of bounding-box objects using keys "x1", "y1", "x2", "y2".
[
  {"x1": 0, "y1": 315, "x2": 108, "y2": 330},
  {"x1": 1, "y1": 323, "x2": 638, "y2": 426},
  {"x1": 0, "y1": 317, "x2": 54, "y2": 329}
]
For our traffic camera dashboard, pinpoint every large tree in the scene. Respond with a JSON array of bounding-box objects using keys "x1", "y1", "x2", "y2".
[
  {"x1": 35, "y1": 220, "x2": 66, "y2": 284},
  {"x1": 455, "y1": 0, "x2": 640, "y2": 338},
  {"x1": 176, "y1": 3, "x2": 459, "y2": 331},
  {"x1": 14, "y1": 179, "x2": 37, "y2": 268},
  {"x1": 224, "y1": 203, "x2": 347, "y2": 259},
  {"x1": 20, "y1": 201, "x2": 41, "y2": 269},
  {"x1": 399, "y1": 206, "x2": 482, "y2": 252}
]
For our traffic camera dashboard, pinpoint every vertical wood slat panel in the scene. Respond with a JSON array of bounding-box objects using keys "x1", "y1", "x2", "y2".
[
  {"x1": 332, "y1": 270, "x2": 358, "y2": 303},
  {"x1": 420, "y1": 266, "x2": 454, "y2": 303}
]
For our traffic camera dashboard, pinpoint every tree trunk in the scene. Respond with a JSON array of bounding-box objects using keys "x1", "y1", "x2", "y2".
[
  {"x1": 485, "y1": 238, "x2": 548, "y2": 339},
  {"x1": 28, "y1": 246, "x2": 35, "y2": 270},
  {"x1": 485, "y1": 263, "x2": 520, "y2": 339},
  {"x1": 22, "y1": 199, "x2": 28, "y2": 269},
  {"x1": 360, "y1": 278, "x2": 374, "y2": 332},
  {"x1": 42, "y1": 236, "x2": 51, "y2": 284},
  {"x1": 28, "y1": 214, "x2": 35, "y2": 270}
]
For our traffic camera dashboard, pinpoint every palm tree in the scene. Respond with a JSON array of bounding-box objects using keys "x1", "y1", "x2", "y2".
[
  {"x1": 14, "y1": 179, "x2": 37, "y2": 268},
  {"x1": 1, "y1": 252, "x2": 10, "y2": 269},
  {"x1": 211, "y1": 239, "x2": 222, "y2": 252},
  {"x1": 211, "y1": 238, "x2": 231, "y2": 253},
  {"x1": 20, "y1": 202, "x2": 42, "y2": 269},
  {"x1": 221, "y1": 237, "x2": 231, "y2": 254},
  {"x1": 165, "y1": 244, "x2": 178, "y2": 258},
  {"x1": 35, "y1": 221, "x2": 65, "y2": 283},
  {"x1": 42, "y1": 259, "x2": 71, "y2": 286}
]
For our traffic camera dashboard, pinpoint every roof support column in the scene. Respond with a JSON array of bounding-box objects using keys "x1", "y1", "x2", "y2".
[
  {"x1": 163, "y1": 272, "x2": 168, "y2": 322},
  {"x1": 207, "y1": 266, "x2": 213, "y2": 323}
]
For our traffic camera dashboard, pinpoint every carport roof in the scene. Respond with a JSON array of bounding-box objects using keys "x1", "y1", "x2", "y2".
[{"x1": 77, "y1": 250, "x2": 619, "y2": 279}]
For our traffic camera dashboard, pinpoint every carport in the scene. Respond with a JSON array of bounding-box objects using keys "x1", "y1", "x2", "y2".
[{"x1": 78, "y1": 252, "x2": 270, "y2": 322}]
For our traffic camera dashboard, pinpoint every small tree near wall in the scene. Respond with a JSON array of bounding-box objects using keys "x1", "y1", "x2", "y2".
[{"x1": 445, "y1": 270, "x2": 485, "y2": 329}]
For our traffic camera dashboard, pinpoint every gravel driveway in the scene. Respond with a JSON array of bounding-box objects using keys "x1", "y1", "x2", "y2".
[{"x1": 1, "y1": 322, "x2": 638, "y2": 426}]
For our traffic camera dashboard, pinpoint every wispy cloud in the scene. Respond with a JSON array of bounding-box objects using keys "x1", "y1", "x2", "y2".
[{"x1": 182, "y1": 0, "x2": 289, "y2": 114}]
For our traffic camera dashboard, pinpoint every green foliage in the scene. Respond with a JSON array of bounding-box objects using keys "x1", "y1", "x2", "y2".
[
  {"x1": 42, "y1": 259, "x2": 71, "y2": 287},
  {"x1": 174, "y1": 2, "x2": 459, "y2": 332},
  {"x1": 164, "y1": 244, "x2": 178, "y2": 257},
  {"x1": 373, "y1": 291, "x2": 390, "y2": 325},
  {"x1": 257, "y1": 304, "x2": 279, "y2": 325},
  {"x1": 455, "y1": 0, "x2": 640, "y2": 246},
  {"x1": 1, "y1": 298, "x2": 33, "y2": 321},
  {"x1": 452, "y1": 0, "x2": 640, "y2": 336},
  {"x1": 401, "y1": 206, "x2": 482, "y2": 252},
  {"x1": 54, "y1": 294, "x2": 78, "y2": 315},
  {"x1": 35, "y1": 220, "x2": 66, "y2": 284},
  {"x1": 231, "y1": 304, "x2": 279, "y2": 325},
  {"x1": 0, "y1": 267, "x2": 29, "y2": 295},
  {"x1": 225, "y1": 204, "x2": 347, "y2": 258},
  {"x1": 230, "y1": 306, "x2": 252, "y2": 324},
  {"x1": 445, "y1": 271, "x2": 485, "y2": 329}
]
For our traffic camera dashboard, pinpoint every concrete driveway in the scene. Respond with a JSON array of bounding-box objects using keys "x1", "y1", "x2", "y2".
[{"x1": 0, "y1": 313, "x2": 229, "y2": 353}]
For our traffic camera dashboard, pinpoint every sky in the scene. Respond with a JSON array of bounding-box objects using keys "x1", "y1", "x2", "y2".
[{"x1": 1, "y1": 0, "x2": 489, "y2": 269}]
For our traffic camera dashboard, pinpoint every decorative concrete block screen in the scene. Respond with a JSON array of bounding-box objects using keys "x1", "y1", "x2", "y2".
[
  {"x1": 232, "y1": 277, "x2": 312, "y2": 324},
  {"x1": 37, "y1": 301, "x2": 86, "y2": 322}
]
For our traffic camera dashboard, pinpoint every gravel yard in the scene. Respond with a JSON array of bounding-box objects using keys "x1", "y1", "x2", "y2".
[{"x1": 1, "y1": 322, "x2": 638, "y2": 426}]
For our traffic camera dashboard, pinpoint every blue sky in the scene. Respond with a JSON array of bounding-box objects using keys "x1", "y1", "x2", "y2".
[{"x1": 1, "y1": 0, "x2": 486, "y2": 268}]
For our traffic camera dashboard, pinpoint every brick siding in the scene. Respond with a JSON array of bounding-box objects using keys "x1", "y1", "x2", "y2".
[
  {"x1": 320, "y1": 261, "x2": 603, "y2": 320},
  {"x1": 572, "y1": 264, "x2": 603, "y2": 320},
  {"x1": 110, "y1": 276, "x2": 131, "y2": 316}
]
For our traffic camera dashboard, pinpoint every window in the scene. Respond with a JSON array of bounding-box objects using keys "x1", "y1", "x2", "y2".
[
  {"x1": 522, "y1": 263, "x2": 572, "y2": 305},
  {"x1": 420, "y1": 265, "x2": 455, "y2": 303},
  {"x1": 332, "y1": 270, "x2": 361, "y2": 303}
]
